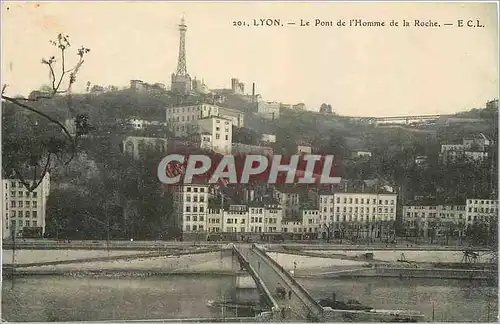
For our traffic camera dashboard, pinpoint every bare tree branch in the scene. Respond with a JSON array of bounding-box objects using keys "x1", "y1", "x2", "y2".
[
  {"x1": 13, "y1": 153, "x2": 52, "y2": 192},
  {"x1": 2, "y1": 33, "x2": 91, "y2": 192},
  {"x1": 1, "y1": 94, "x2": 77, "y2": 165}
]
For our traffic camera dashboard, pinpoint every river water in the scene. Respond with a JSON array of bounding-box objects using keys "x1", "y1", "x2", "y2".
[{"x1": 2, "y1": 275, "x2": 497, "y2": 322}]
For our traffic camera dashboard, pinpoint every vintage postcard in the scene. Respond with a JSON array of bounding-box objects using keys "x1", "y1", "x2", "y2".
[{"x1": 1, "y1": 1, "x2": 498, "y2": 323}]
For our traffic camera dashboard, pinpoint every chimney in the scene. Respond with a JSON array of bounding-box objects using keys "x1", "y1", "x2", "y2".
[{"x1": 252, "y1": 83, "x2": 255, "y2": 101}]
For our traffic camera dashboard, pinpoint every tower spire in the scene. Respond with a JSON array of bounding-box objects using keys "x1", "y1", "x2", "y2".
[{"x1": 176, "y1": 15, "x2": 188, "y2": 76}]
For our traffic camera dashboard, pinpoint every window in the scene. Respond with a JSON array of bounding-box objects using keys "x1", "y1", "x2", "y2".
[
  {"x1": 186, "y1": 206, "x2": 191, "y2": 212},
  {"x1": 11, "y1": 191, "x2": 15, "y2": 197},
  {"x1": 32, "y1": 211, "x2": 37, "y2": 218},
  {"x1": 216, "y1": 134, "x2": 220, "y2": 140},
  {"x1": 11, "y1": 201, "x2": 16, "y2": 207},
  {"x1": 18, "y1": 191, "x2": 23, "y2": 197},
  {"x1": 25, "y1": 220, "x2": 30, "y2": 227},
  {"x1": 225, "y1": 135, "x2": 228, "y2": 140},
  {"x1": 18, "y1": 201, "x2": 23, "y2": 208},
  {"x1": 33, "y1": 201, "x2": 37, "y2": 208}
]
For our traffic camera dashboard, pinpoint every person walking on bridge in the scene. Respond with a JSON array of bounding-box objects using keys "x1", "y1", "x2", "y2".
[{"x1": 288, "y1": 290, "x2": 292, "y2": 300}]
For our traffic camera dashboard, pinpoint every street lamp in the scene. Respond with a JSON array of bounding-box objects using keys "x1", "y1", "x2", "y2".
[{"x1": 11, "y1": 222, "x2": 16, "y2": 289}]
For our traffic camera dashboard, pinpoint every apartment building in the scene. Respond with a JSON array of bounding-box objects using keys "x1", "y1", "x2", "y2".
[
  {"x1": 273, "y1": 187, "x2": 302, "y2": 219},
  {"x1": 301, "y1": 209, "x2": 321, "y2": 233},
  {"x1": 402, "y1": 202, "x2": 467, "y2": 237},
  {"x1": 332, "y1": 192, "x2": 397, "y2": 223},
  {"x1": 205, "y1": 200, "x2": 282, "y2": 233},
  {"x1": 281, "y1": 220, "x2": 303, "y2": 234},
  {"x1": 166, "y1": 103, "x2": 244, "y2": 136},
  {"x1": 309, "y1": 181, "x2": 398, "y2": 237},
  {"x1": 2, "y1": 172, "x2": 51, "y2": 239},
  {"x1": 171, "y1": 183, "x2": 210, "y2": 233},
  {"x1": 260, "y1": 201, "x2": 282, "y2": 233},
  {"x1": 196, "y1": 116, "x2": 233, "y2": 154},
  {"x1": 440, "y1": 133, "x2": 492, "y2": 163},
  {"x1": 222, "y1": 205, "x2": 249, "y2": 232},
  {"x1": 465, "y1": 198, "x2": 498, "y2": 225}
]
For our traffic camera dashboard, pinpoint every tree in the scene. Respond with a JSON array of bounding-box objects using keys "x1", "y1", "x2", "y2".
[
  {"x1": 2, "y1": 33, "x2": 91, "y2": 192},
  {"x1": 428, "y1": 219, "x2": 439, "y2": 244}
]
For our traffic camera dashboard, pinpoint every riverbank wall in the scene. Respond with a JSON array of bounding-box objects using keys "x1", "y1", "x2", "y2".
[{"x1": 299, "y1": 266, "x2": 496, "y2": 280}]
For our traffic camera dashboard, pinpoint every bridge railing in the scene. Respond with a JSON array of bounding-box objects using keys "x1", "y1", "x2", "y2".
[
  {"x1": 232, "y1": 246, "x2": 280, "y2": 312},
  {"x1": 252, "y1": 244, "x2": 324, "y2": 319}
]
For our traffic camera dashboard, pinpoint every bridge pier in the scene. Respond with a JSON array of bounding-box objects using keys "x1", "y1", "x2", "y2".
[{"x1": 233, "y1": 275, "x2": 257, "y2": 289}]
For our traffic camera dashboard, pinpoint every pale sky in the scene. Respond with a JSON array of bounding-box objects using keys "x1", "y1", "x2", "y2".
[{"x1": 1, "y1": 1, "x2": 498, "y2": 117}]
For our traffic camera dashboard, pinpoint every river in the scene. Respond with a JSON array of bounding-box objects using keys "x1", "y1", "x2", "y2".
[{"x1": 2, "y1": 275, "x2": 497, "y2": 322}]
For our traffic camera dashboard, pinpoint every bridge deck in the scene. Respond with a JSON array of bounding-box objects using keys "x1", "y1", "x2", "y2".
[{"x1": 236, "y1": 245, "x2": 323, "y2": 321}]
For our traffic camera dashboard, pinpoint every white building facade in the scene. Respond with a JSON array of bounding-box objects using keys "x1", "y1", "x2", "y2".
[
  {"x1": 166, "y1": 103, "x2": 244, "y2": 136},
  {"x1": 196, "y1": 117, "x2": 233, "y2": 154},
  {"x1": 465, "y1": 198, "x2": 498, "y2": 225},
  {"x1": 402, "y1": 203, "x2": 467, "y2": 237},
  {"x1": 257, "y1": 101, "x2": 280, "y2": 120},
  {"x1": 171, "y1": 184, "x2": 210, "y2": 233},
  {"x1": 2, "y1": 173, "x2": 51, "y2": 239}
]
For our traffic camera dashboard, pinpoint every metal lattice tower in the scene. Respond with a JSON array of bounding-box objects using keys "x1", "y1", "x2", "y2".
[{"x1": 176, "y1": 16, "x2": 188, "y2": 76}]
